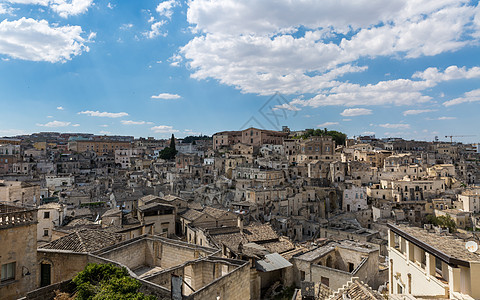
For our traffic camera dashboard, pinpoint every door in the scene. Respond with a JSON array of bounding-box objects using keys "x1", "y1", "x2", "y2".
[{"x1": 40, "y1": 263, "x2": 51, "y2": 287}]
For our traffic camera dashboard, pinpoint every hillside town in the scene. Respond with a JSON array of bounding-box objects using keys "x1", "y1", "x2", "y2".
[{"x1": 1, "y1": 127, "x2": 480, "y2": 300}]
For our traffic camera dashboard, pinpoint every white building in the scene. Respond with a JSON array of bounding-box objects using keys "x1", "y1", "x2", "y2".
[
  {"x1": 459, "y1": 189, "x2": 480, "y2": 213},
  {"x1": 37, "y1": 203, "x2": 66, "y2": 243},
  {"x1": 388, "y1": 223, "x2": 480, "y2": 299},
  {"x1": 343, "y1": 185, "x2": 367, "y2": 212}
]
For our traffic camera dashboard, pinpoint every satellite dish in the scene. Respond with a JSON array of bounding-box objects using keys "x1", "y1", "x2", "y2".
[{"x1": 466, "y1": 241, "x2": 478, "y2": 253}]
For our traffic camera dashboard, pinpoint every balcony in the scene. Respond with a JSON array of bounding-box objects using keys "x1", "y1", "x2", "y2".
[{"x1": 0, "y1": 204, "x2": 37, "y2": 229}]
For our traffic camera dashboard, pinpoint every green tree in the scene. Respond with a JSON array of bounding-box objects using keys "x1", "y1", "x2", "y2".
[
  {"x1": 159, "y1": 134, "x2": 178, "y2": 160},
  {"x1": 72, "y1": 263, "x2": 155, "y2": 300},
  {"x1": 425, "y1": 214, "x2": 456, "y2": 232},
  {"x1": 169, "y1": 134, "x2": 176, "y2": 152}
]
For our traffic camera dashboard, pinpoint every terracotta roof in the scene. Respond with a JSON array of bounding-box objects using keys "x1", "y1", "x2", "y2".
[{"x1": 41, "y1": 228, "x2": 123, "y2": 252}]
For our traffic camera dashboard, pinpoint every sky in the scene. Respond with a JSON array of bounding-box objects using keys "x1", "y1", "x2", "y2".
[{"x1": 0, "y1": 0, "x2": 480, "y2": 143}]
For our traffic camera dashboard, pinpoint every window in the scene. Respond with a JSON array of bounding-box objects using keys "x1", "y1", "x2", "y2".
[
  {"x1": 1, "y1": 262, "x2": 15, "y2": 282},
  {"x1": 44, "y1": 211, "x2": 50, "y2": 219},
  {"x1": 348, "y1": 262, "x2": 354, "y2": 272},
  {"x1": 300, "y1": 271, "x2": 305, "y2": 281},
  {"x1": 43, "y1": 229, "x2": 49, "y2": 237}
]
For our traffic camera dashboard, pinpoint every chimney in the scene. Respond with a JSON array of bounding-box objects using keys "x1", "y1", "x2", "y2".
[{"x1": 237, "y1": 215, "x2": 244, "y2": 232}]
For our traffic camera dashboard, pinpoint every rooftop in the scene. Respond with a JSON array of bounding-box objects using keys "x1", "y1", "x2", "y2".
[
  {"x1": 389, "y1": 223, "x2": 480, "y2": 266},
  {"x1": 41, "y1": 228, "x2": 123, "y2": 252}
]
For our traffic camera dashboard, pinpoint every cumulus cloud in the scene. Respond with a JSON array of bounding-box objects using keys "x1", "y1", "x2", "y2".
[
  {"x1": 378, "y1": 123, "x2": 411, "y2": 129},
  {"x1": 156, "y1": 0, "x2": 179, "y2": 19},
  {"x1": 151, "y1": 93, "x2": 181, "y2": 99},
  {"x1": 403, "y1": 109, "x2": 436, "y2": 116},
  {"x1": 36, "y1": 120, "x2": 71, "y2": 127},
  {"x1": 443, "y1": 89, "x2": 480, "y2": 106},
  {"x1": 78, "y1": 110, "x2": 129, "y2": 118},
  {"x1": 0, "y1": 18, "x2": 91, "y2": 63},
  {"x1": 340, "y1": 108, "x2": 372, "y2": 117},
  {"x1": 7, "y1": 0, "x2": 94, "y2": 18},
  {"x1": 56, "y1": 106, "x2": 64, "y2": 110},
  {"x1": 151, "y1": 125, "x2": 179, "y2": 133},
  {"x1": 145, "y1": 20, "x2": 167, "y2": 39},
  {"x1": 317, "y1": 122, "x2": 339, "y2": 127},
  {"x1": 121, "y1": 120, "x2": 153, "y2": 125},
  {"x1": 181, "y1": 0, "x2": 480, "y2": 100},
  {"x1": 413, "y1": 65, "x2": 480, "y2": 82}
]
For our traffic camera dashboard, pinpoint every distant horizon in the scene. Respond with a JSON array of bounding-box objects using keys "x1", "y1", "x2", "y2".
[{"x1": 1, "y1": 129, "x2": 475, "y2": 144}]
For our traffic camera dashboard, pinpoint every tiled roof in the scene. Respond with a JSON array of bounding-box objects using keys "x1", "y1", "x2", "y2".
[
  {"x1": 138, "y1": 202, "x2": 174, "y2": 212},
  {"x1": 179, "y1": 208, "x2": 206, "y2": 221},
  {"x1": 244, "y1": 223, "x2": 279, "y2": 242},
  {"x1": 41, "y1": 228, "x2": 123, "y2": 253},
  {"x1": 203, "y1": 206, "x2": 232, "y2": 218},
  {"x1": 262, "y1": 238, "x2": 295, "y2": 254}
]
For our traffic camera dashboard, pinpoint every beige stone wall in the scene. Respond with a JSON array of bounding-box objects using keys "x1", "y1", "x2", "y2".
[
  {"x1": 185, "y1": 261, "x2": 250, "y2": 300},
  {"x1": 37, "y1": 251, "x2": 89, "y2": 285},
  {"x1": 0, "y1": 222, "x2": 38, "y2": 300}
]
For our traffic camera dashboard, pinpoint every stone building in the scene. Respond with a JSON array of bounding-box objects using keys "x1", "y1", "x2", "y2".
[{"x1": 0, "y1": 203, "x2": 38, "y2": 300}]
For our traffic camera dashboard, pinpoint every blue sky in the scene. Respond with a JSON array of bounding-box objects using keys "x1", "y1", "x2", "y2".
[{"x1": 0, "y1": 0, "x2": 480, "y2": 142}]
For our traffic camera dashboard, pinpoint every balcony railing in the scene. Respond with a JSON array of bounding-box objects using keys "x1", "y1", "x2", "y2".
[{"x1": 0, "y1": 209, "x2": 37, "y2": 229}]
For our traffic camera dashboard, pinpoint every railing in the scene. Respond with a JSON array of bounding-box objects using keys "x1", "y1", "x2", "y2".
[{"x1": 0, "y1": 209, "x2": 37, "y2": 228}]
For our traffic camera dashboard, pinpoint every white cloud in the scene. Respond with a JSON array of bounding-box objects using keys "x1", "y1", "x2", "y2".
[
  {"x1": 120, "y1": 23, "x2": 133, "y2": 30},
  {"x1": 443, "y1": 89, "x2": 480, "y2": 106},
  {"x1": 151, "y1": 125, "x2": 179, "y2": 133},
  {"x1": 99, "y1": 124, "x2": 108, "y2": 127},
  {"x1": 151, "y1": 93, "x2": 181, "y2": 99},
  {"x1": 168, "y1": 53, "x2": 182, "y2": 67},
  {"x1": 99, "y1": 130, "x2": 111, "y2": 135},
  {"x1": 362, "y1": 131, "x2": 376, "y2": 135},
  {"x1": 50, "y1": 0, "x2": 94, "y2": 18},
  {"x1": 56, "y1": 106, "x2": 64, "y2": 110},
  {"x1": 78, "y1": 110, "x2": 129, "y2": 118},
  {"x1": 436, "y1": 116, "x2": 457, "y2": 120},
  {"x1": 36, "y1": 120, "x2": 71, "y2": 127},
  {"x1": 379, "y1": 123, "x2": 411, "y2": 129},
  {"x1": 145, "y1": 20, "x2": 167, "y2": 39},
  {"x1": 0, "y1": 3, "x2": 14, "y2": 15},
  {"x1": 107, "y1": 2, "x2": 114, "y2": 9},
  {"x1": 403, "y1": 109, "x2": 436, "y2": 116},
  {"x1": 72, "y1": 124, "x2": 80, "y2": 127},
  {"x1": 317, "y1": 122, "x2": 339, "y2": 127},
  {"x1": 340, "y1": 108, "x2": 372, "y2": 117},
  {"x1": 0, "y1": 18, "x2": 91, "y2": 63},
  {"x1": 121, "y1": 120, "x2": 153, "y2": 125},
  {"x1": 413, "y1": 65, "x2": 480, "y2": 82},
  {"x1": 181, "y1": 0, "x2": 480, "y2": 99},
  {"x1": 272, "y1": 103, "x2": 300, "y2": 111},
  {"x1": 7, "y1": 0, "x2": 93, "y2": 18},
  {"x1": 156, "y1": 0, "x2": 179, "y2": 19},
  {"x1": 290, "y1": 78, "x2": 433, "y2": 107}
]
